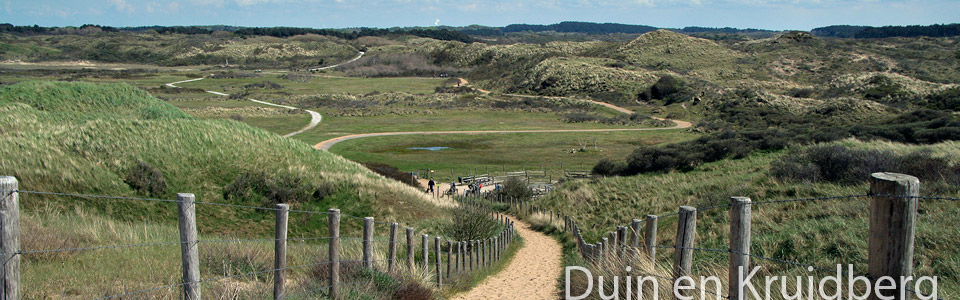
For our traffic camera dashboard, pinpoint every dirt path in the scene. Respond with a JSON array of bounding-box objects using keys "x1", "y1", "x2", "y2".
[
  {"x1": 313, "y1": 79, "x2": 692, "y2": 150},
  {"x1": 452, "y1": 217, "x2": 562, "y2": 300},
  {"x1": 166, "y1": 78, "x2": 322, "y2": 138}
]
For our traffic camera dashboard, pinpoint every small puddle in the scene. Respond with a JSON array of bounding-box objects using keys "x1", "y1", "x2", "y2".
[{"x1": 408, "y1": 147, "x2": 453, "y2": 151}]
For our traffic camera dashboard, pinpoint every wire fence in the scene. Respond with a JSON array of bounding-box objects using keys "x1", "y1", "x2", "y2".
[
  {"x1": 494, "y1": 180, "x2": 954, "y2": 300},
  {"x1": 0, "y1": 181, "x2": 518, "y2": 300}
]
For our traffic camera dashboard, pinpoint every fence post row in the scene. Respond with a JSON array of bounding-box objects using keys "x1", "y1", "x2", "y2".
[
  {"x1": 868, "y1": 172, "x2": 919, "y2": 300},
  {"x1": 1, "y1": 176, "x2": 21, "y2": 300},
  {"x1": 728, "y1": 198, "x2": 752, "y2": 300},
  {"x1": 177, "y1": 193, "x2": 201, "y2": 300},
  {"x1": 274, "y1": 204, "x2": 289, "y2": 300},
  {"x1": 328, "y1": 209, "x2": 340, "y2": 300}
]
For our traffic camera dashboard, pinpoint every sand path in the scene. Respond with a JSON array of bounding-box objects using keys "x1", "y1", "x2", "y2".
[{"x1": 452, "y1": 217, "x2": 562, "y2": 300}]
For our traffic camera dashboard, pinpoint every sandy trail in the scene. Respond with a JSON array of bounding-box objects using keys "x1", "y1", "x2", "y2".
[
  {"x1": 165, "y1": 78, "x2": 322, "y2": 138},
  {"x1": 313, "y1": 79, "x2": 692, "y2": 150},
  {"x1": 451, "y1": 217, "x2": 562, "y2": 300}
]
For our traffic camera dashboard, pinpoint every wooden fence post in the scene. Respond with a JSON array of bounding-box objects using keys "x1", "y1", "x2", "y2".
[
  {"x1": 177, "y1": 193, "x2": 201, "y2": 300},
  {"x1": 363, "y1": 217, "x2": 375, "y2": 269},
  {"x1": 644, "y1": 215, "x2": 658, "y2": 262},
  {"x1": 274, "y1": 204, "x2": 289, "y2": 300},
  {"x1": 482, "y1": 238, "x2": 487, "y2": 267},
  {"x1": 470, "y1": 240, "x2": 476, "y2": 271},
  {"x1": 328, "y1": 209, "x2": 340, "y2": 300},
  {"x1": 406, "y1": 228, "x2": 415, "y2": 271},
  {"x1": 868, "y1": 172, "x2": 919, "y2": 300},
  {"x1": 729, "y1": 197, "x2": 752, "y2": 300},
  {"x1": 630, "y1": 219, "x2": 642, "y2": 254},
  {"x1": 435, "y1": 237, "x2": 442, "y2": 287},
  {"x1": 1, "y1": 176, "x2": 20, "y2": 300},
  {"x1": 388, "y1": 223, "x2": 398, "y2": 273},
  {"x1": 616, "y1": 226, "x2": 627, "y2": 256},
  {"x1": 459, "y1": 241, "x2": 465, "y2": 273},
  {"x1": 421, "y1": 234, "x2": 429, "y2": 271},
  {"x1": 446, "y1": 240, "x2": 453, "y2": 278},
  {"x1": 673, "y1": 206, "x2": 697, "y2": 283}
]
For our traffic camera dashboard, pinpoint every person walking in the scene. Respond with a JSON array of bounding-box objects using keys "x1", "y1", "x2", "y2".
[{"x1": 427, "y1": 178, "x2": 435, "y2": 193}]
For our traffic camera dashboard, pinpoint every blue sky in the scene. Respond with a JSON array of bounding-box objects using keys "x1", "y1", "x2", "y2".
[{"x1": 4, "y1": 0, "x2": 959, "y2": 31}]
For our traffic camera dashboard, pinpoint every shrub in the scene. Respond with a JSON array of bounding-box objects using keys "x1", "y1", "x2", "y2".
[
  {"x1": 124, "y1": 161, "x2": 167, "y2": 196},
  {"x1": 222, "y1": 171, "x2": 335, "y2": 204},
  {"x1": 493, "y1": 176, "x2": 534, "y2": 201},
  {"x1": 771, "y1": 144, "x2": 959, "y2": 190},
  {"x1": 592, "y1": 159, "x2": 624, "y2": 176},
  {"x1": 391, "y1": 282, "x2": 434, "y2": 300},
  {"x1": 243, "y1": 81, "x2": 283, "y2": 89},
  {"x1": 443, "y1": 206, "x2": 502, "y2": 241},
  {"x1": 361, "y1": 162, "x2": 419, "y2": 188}
]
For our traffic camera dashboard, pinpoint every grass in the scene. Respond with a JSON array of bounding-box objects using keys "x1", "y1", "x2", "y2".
[
  {"x1": 0, "y1": 81, "x2": 451, "y2": 237},
  {"x1": 173, "y1": 75, "x2": 447, "y2": 95},
  {"x1": 329, "y1": 130, "x2": 699, "y2": 182},
  {"x1": 533, "y1": 139, "x2": 960, "y2": 298},
  {"x1": 441, "y1": 234, "x2": 525, "y2": 297}
]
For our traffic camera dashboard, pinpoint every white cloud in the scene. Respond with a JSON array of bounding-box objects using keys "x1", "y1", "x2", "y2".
[{"x1": 109, "y1": 0, "x2": 135, "y2": 12}]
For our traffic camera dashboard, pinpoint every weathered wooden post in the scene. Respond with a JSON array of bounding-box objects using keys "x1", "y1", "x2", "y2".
[
  {"x1": 644, "y1": 215, "x2": 658, "y2": 262},
  {"x1": 470, "y1": 240, "x2": 476, "y2": 271},
  {"x1": 674, "y1": 207, "x2": 697, "y2": 283},
  {"x1": 600, "y1": 237, "x2": 608, "y2": 260},
  {"x1": 868, "y1": 172, "x2": 919, "y2": 300},
  {"x1": 616, "y1": 226, "x2": 627, "y2": 256},
  {"x1": 388, "y1": 222, "x2": 398, "y2": 273},
  {"x1": 421, "y1": 234, "x2": 429, "y2": 271},
  {"x1": 406, "y1": 228, "x2": 415, "y2": 271},
  {"x1": 446, "y1": 240, "x2": 453, "y2": 278},
  {"x1": 363, "y1": 217, "x2": 375, "y2": 269},
  {"x1": 328, "y1": 209, "x2": 341, "y2": 299},
  {"x1": 274, "y1": 204, "x2": 289, "y2": 300},
  {"x1": 435, "y1": 237, "x2": 442, "y2": 287},
  {"x1": 1, "y1": 176, "x2": 21, "y2": 300},
  {"x1": 630, "y1": 219, "x2": 642, "y2": 254},
  {"x1": 729, "y1": 197, "x2": 752, "y2": 300},
  {"x1": 177, "y1": 193, "x2": 201, "y2": 300}
]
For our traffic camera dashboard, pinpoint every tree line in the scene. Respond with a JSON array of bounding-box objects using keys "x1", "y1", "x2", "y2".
[{"x1": 812, "y1": 23, "x2": 960, "y2": 38}]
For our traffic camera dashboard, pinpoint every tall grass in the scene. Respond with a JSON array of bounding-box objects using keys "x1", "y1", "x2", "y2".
[{"x1": 537, "y1": 139, "x2": 959, "y2": 298}]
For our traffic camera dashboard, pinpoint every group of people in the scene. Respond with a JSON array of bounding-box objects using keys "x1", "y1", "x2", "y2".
[{"x1": 424, "y1": 177, "x2": 483, "y2": 197}]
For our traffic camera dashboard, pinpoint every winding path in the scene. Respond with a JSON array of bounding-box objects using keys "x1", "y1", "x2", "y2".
[
  {"x1": 452, "y1": 217, "x2": 562, "y2": 300},
  {"x1": 314, "y1": 79, "x2": 691, "y2": 150},
  {"x1": 166, "y1": 78, "x2": 322, "y2": 138}
]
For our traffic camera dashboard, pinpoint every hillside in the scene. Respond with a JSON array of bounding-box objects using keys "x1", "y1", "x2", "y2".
[
  {"x1": 0, "y1": 81, "x2": 447, "y2": 237},
  {"x1": 536, "y1": 139, "x2": 960, "y2": 297}
]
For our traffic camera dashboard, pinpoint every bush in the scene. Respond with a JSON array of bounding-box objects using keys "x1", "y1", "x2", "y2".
[
  {"x1": 493, "y1": 176, "x2": 534, "y2": 201},
  {"x1": 243, "y1": 81, "x2": 283, "y2": 89},
  {"x1": 771, "y1": 144, "x2": 959, "y2": 190},
  {"x1": 443, "y1": 206, "x2": 502, "y2": 241},
  {"x1": 361, "y1": 162, "x2": 419, "y2": 188},
  {"x1": 124, "y1": 161, "x2": 167, "y2": 196},
  {"x1": 592, "y1": 159, "x2": 624, "y2": 176},
  {"x1": 222, "y1": 171, "x2": 335, "y2": 204}
]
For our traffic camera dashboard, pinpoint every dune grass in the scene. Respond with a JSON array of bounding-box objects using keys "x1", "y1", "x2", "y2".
[{"x1": 533, "y1": 139, "x2": 959, "y2": 298}]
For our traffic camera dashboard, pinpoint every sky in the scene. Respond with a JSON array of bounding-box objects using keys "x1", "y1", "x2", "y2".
[{"x1": 3, "y1": 0, "x2": 959, "y2": 31}]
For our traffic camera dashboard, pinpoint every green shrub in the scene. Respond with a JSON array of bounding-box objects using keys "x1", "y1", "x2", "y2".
[
  {"x1": 492, "y1": 176, "x2": 534, "y2": 201},
  {"x1": 443, "y1": 206, "x2": 502, "y2": 241},
  {"x1": 361, "y1": 162, "x2": 419, "y2": 188},
  {"x1": 771, "y1": 144, "x2": 959, "y2": 189},
  {"x1": 591, "y1": 159, "x2": 624, "y2": 176},
  {"x1": 124, "y1": 161, "x2": 167, "y2": 197},
  {"x1": 222, "y1": 171, "x2": 335, "y2": 205}
]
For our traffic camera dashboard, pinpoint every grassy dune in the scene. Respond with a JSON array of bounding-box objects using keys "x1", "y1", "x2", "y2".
[
  {"x1": 0, "y1": 80, "x2": 467, "y2": 298},
  {"x1": 536, "y1": 139, "x2": 959, "y2": 298}
]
